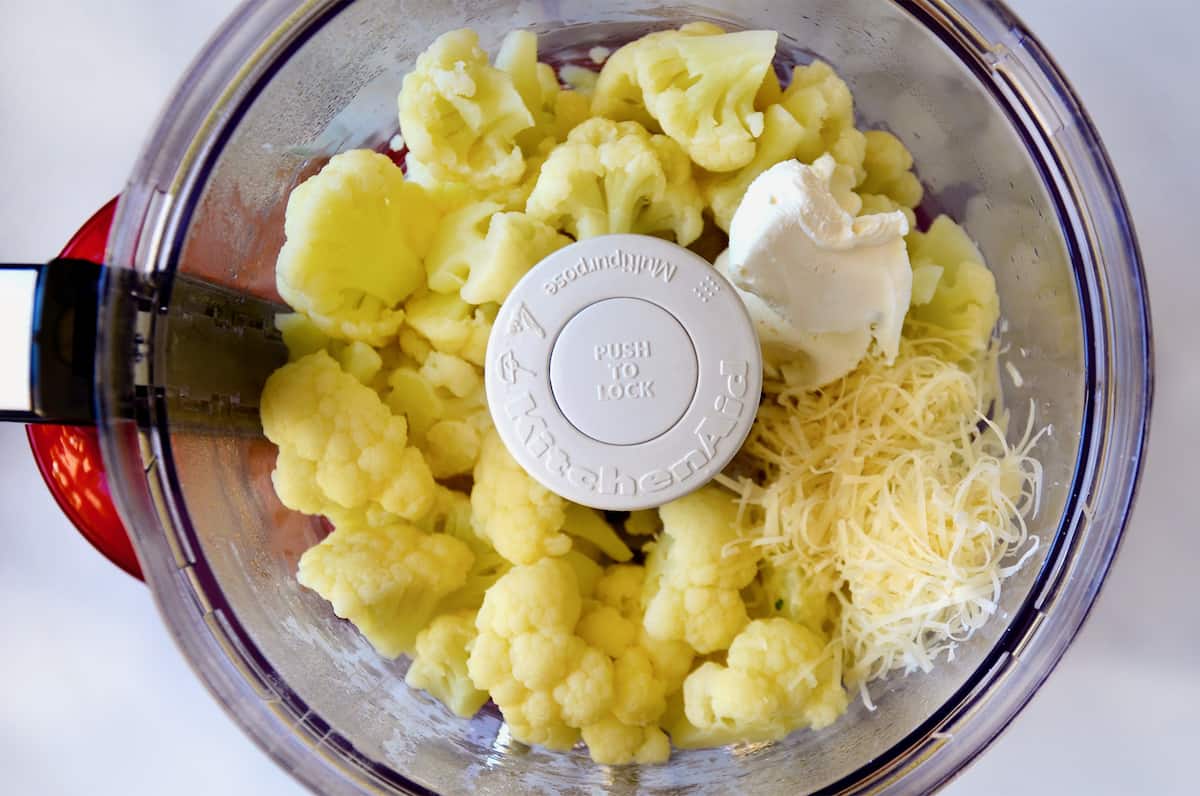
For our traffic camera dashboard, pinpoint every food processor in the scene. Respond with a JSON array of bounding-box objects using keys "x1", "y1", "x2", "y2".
[{"x1": 3, "y1": 0, "x2": 1150, "y2": 793}]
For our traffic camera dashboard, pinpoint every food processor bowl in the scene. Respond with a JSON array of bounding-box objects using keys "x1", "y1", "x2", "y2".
[{"x1": 87, "y1": 0, "x2": 1149, "y2": 793}]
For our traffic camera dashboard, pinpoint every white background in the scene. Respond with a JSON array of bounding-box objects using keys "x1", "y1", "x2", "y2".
[{"x1": 0, "y1": 1, "x2": 1194, "y2": 793}]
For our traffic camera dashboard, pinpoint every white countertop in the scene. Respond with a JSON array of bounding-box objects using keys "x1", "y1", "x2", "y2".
[{"x1": 0, "y1": 1, "x2": 1193, "y2": 793}]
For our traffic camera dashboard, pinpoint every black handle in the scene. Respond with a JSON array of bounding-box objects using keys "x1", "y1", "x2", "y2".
[
  {"x1": 0, "y1": 259, "x2": 289, "y2": 431},
  {"x1": 0, "y1": 258, "x2": 102, "y2": 424}
]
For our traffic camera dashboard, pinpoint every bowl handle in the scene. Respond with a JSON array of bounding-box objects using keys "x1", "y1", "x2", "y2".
[{"x1": 24, "y1": 198, "x2": 143, "y2": 580}]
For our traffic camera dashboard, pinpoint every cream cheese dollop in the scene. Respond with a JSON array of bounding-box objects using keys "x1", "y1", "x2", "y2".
[{"x1": 716, "y1": 154, "x2": 912, "y2": 387}]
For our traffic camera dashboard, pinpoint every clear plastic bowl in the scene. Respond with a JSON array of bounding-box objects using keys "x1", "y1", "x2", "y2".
[{"x1": 92, "y1": 1, "x2": 1151, "y2": 793}]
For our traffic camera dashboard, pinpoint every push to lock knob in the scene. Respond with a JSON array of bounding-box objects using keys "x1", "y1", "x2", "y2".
[{"x1": 485, "y1": 234, "x2": 762, "y2": 511}]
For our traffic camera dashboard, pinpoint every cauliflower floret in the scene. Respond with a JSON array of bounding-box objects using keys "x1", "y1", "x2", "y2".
[
  {"x1": 582, "y1": 718, "x2": 670, "y2": 765},
  {"x1": 379, "y1": 354, "x2": 486, "y2": 476},
  {"x1": 526, "y1": 118, "x2": 704, "y2": 245},
  {"x1": 262, "y1": 350, "x2": 437, "y2": 524},
  {"x1": 418, "y1": 351, "x2": 480, "y2": 398},
  {"x1": 335, "y1": 341, "x2": 383, "y2": 385},
  {"x1": 703, "y1": 103, "x2": 806, "y2": 231},
  {"x1": 471, "y1": 559, "x2": 685, "y2": 765},
  {"x1": 423, "y1": 420, "x2": 482, "y2": 479},
  {"x1": 418, "y1": 487, "x2": 510, "y2": 614},
  {"x1": 469, "y1": 558, "x2": 612, "y2": 750},
  {"x1": 425, "y1": 201, "x2": 570, "y2": 304},
  {"x1": 405, "y1": 610, "x2": 489, "y2": 717},
  {"x1": 276, "y1": 150, "x2": 437, "y2": 345},
  {"x1": 759, "y1": 561, "x2": 841, "y2": 637},
  {"x1": 404, "y1": 291, "x2": 496, "y2": 366},
  {"x1": 495, "y1": 30, "x2": 591, "y2": 151},
  {"x1": 581, "y1": 564, "x2": 693, "y2": 764},
  {"x1": 858, "y1": 129, "x2": 923, "y2": 210},
  {"x1": 671, "y1": 618, "x2": 848, "y2": 747},
  {"x1": 906, "y1": 216, "x2": 1000, "y2": 351},
  {"x1": 859, "y1": 192, "x2": 917, "y2": 233},
  {"x1": 384, "y1": 367, "x2": 443, "y2": 439},
  {"x1": 755, "y1": 66, "x2": 784, "y2": 109},
  {"x1": 397, "y1": 29, "x2": 534, "y2": 189},
  {"x1": 595, "y1": 23, "x2": 780, "y2": 170},
  {"x1": 562, "y1": 504, "x2": 634, "y2": 563},
  {"x1": 297, "y1": 520, "x2": 474, "y2": 657},
  {"x1": 625, "y1": 28, "x2": 778, "y2": 172},
  {"x1": 642, "y1": 487, "x2": 760, "y2": 654},
  {"x1": 277, "y1": 312, "x2": 330, "y2": 361},
  {"x1": 780, "y1": 60, "x2": 867, "y2": 182},
  {"x1": 471, "y1": 429, "x2": 569, "y2": 564}
]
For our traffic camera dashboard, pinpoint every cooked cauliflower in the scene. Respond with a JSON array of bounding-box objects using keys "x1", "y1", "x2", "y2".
[
  {"x1": 703, "y1": 103, "x2": 806, "y2": 231},
  {"x1": 469, "y1": 559, "x2": 684, "y2": 765},
  {"x1": 425, "y1": 201, "x2": 570, "y2": 304},
  {"x1": 671, "y1": 618, "x2": 848, "y2": 747},
  {"x1": 643, "y1": 487, "x2": 760, "y2": 654},
  {"x1": 563, "y1": 504, "x2": 634, "y2": 563},
  {"x1": 404, "y1": 291, "x2": 496, "y2": 367},
  {"x1": 906, "y1": 216, "x2": 1000, "y2": 351},
  {"x1": 780, "y1": 60, "x2": 867, "y2": 182},
  {"x1": 297, "y1": 520, "x2": 474, "y2": 657},
  {"x1": 592, "y1": 22, "x2": 726, "y2": 129},
  {"x1": 418, "y1": 486, "x2": 510, "y2": 614},
  {"x1": 526, "y1": 118, "x2": 704, "y2": 245},
  {"x1": 398, "y1": 29, "x2": 534, "y2": 189},
  {"x1": 859, "y1": 129, "x2": 922, "y2": 204},
  {"x1": 275, "y1": 150, "x2": 437, "y2": 345},
  {"x1": 582, "y1": 718, "x2": 670, "y2": 766},
  {"x1": 277, "y1": 312, "x2": 330, "y2": 361},
  {"x1": 630, "y1": 29, "x2": 778, "y2": 172},
  {"x1": 261, "y1": 351, "x2": 437, "y2": 525},
  {"x1": 405, "y1": 610, "x2": 489, "y2": 716},
  {"x1": 335, "y1": 341, "x2": 383, "y2": 385},
  {"x1": 580, "y1": 564, "x2": 693, "y2": 764},
  {"x1": 495, "y1": 29, "x2": 591, "y2": 151},
  {"x1": 468, "y1": 558, "x2": 610, "y2": 749},
  {"x1": 471, "y1": 429, "x2": 569, "y2": 565},
  {"x1": 594, "y1": 23, "x2": 776, "y2": 172}
]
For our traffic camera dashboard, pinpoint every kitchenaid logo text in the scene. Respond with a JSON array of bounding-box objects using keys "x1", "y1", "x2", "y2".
[
  {"x1": 543, "y1": 249, "x2": 677, "y2": 296},
  {"x1": 504, "y1": 359, "x2": 751, "y2": 495}
]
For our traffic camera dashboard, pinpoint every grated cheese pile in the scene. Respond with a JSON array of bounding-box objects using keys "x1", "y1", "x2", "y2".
[{"x1": 722, "y1": 323, "x2": 1044, "y2": 695}]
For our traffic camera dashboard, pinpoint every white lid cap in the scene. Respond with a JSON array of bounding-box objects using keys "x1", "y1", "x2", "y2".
[{"x1": 485, "y1": 234, "x2": 762, "y2": 511}]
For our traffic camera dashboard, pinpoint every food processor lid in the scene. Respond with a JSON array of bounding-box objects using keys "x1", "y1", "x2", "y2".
[{"x1": 485, "y1": 234, "x2": 762, "y2": 510}]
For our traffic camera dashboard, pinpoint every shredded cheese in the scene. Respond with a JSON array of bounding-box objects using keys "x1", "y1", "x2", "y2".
[{"x1": 729, "y1": 322, "x2": 1044, "y2": 690}]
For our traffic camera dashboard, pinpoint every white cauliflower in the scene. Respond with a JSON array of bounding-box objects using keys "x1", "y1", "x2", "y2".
[
  {"x1": 404, "y1": 291, "x2": 496, "y2": 367},
  {"x1": 405, "y1": 610, "x2": 489, "y2": 716},
  {"x1": 525, "y1": 117, "x2": 704, "y2": 245},
  {"x1": 594, "y1": 25, "x2": 778, "y2": 172},
  {"x1": 275, "y1": 150, "x2": 437, "y2": 345},
  {"x1": 702, "y1": 103, "x2": 807, "y2": 231},
  {"x1": 858, "y1": 129, "x2": 923, "y2": 212},
  {"x1": 642, "y1": 487, "x2": 761, "y2": 654},
  {"x1": 470, "y1": 429, "x2": 569, "y2": 565},
  {"x1": 297, "y1": 520, "x2": 474, "y2": 657},
  {"x1": 592, "y1": 22, "x2": 725, "y2": 131},
  {"x1": 397, "y1": 29, "x2": 534, "y2": 189},
  {"x1": 495, "y1": 29, "x2": 592, "y2": 151},
  {"x1": 261, "y1": 350, "x2": 437, "y2": 525},
  {"x1": 670, "y1": 618, "x2": 848, "y2": 747},
  {"x1": 424, "y1": 201, "x2": 569, "y2": 304},
  {"x1": 906, "y1": 216, "x2": 1000, "y2": 351},
  {"x1": 779, "y1": 60, "x2": 867, "y2": 182},
  {"x1": 468, "y1": 558, "x2": 613, "y2": 750}
]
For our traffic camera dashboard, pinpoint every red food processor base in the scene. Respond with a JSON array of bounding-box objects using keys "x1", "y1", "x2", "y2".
[{"x1": 27, "y1": 198, "x2": 142, "y2": 580}]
